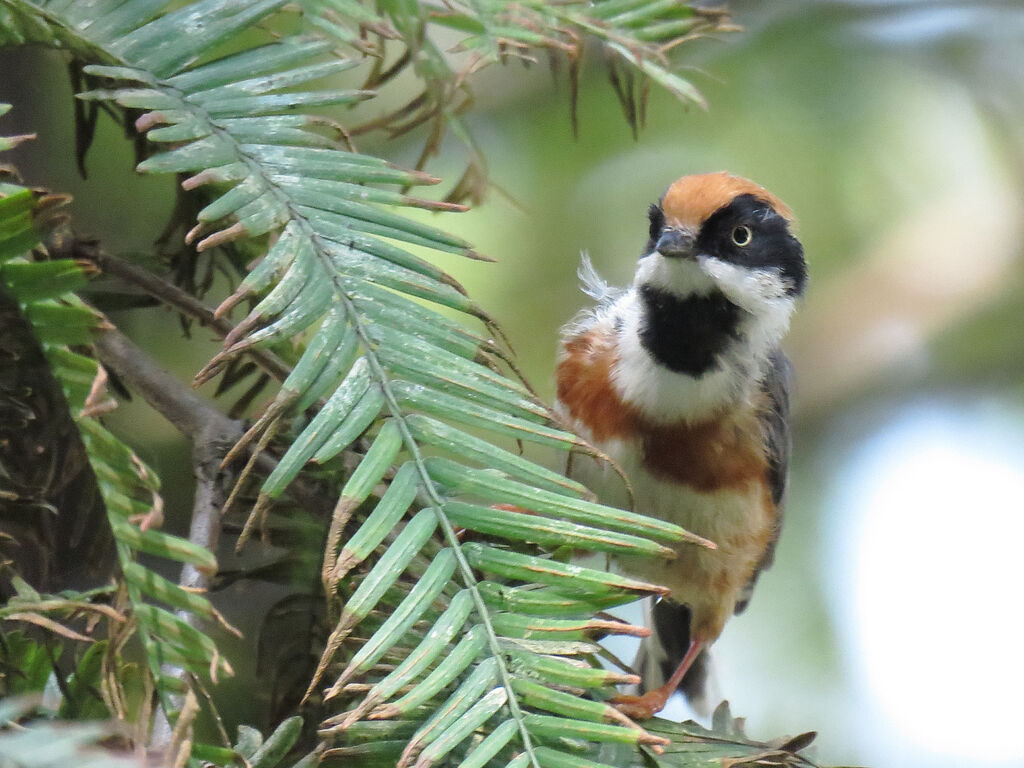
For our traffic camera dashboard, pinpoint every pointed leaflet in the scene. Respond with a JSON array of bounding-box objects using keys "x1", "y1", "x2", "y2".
[
  {"x1": 108, "y1": 0, "x2": 290, "y2": 77},
  {"x1": 312, "y1": 508, "x2": 439, "y2": 700},
  {"x1": 523, "y1": 715, "x2": 652, "y2": 746},
  {"x1": 452, "y1": 720, "x2": 518, "y2": 768},
  {"x1": 332, "y1": 462, "x2": 420, "y2": 580},
  {"x1": 367, "y1": 625, "x2": 487, "y2": 719},
  {"x1": 406, "y1": 415, "x2": 585, "y2": 497},
  {"x1": 322, "y1": 420, "x2": 404, "y2": 590},
  {"x1": 348, "y1": 589, "x2": 473, "y2": 712},
  {"x1": 271, "y1": 307, "x2": 351, "y2": 404},
  {"x1": 161, "y1": 38, "x2": 334, "y2": 92},
  {"x1": 394, "y1": 384, "x2": 576, "y2": 449},
  {"x1": 230, "y1": 277, "x2": 334, "y2": 353},
  {"x1": 413, "y1": 687, "x2": 508, "y2": 768},
  {"x1": 426, "y1": 457, "x2": 698, "y2": 544},
  {"x1": 295, "y1": 322, "x2": 360, "y2": 412},
  {"x1": 461, "y1": 543, "x2": 669, "y2": 597},
  {"x1": 310, "y1": 386, "x2": 385, "y2": 463},
  {"x1": 488, "y1": 613, "x2": 647, "y2": 642},
  {"x1": 442, "y1": 500, "x2": 674, "y2": 558},
  {"x1": 403, "y1": 657, "x2": 500, "y2": 757},
  {"x1": 373, "y1": 329, "x2": 546, "y2": 421},
  {"x1": 476, "y1": 582, "x2": 638, "y2": 617},
  {"x1": 261, "y1": 358, "x2": 372, "y2": 497},
  {"x1": 328, "y1": 549, "x2": 456, "y2": 694},
  {"x1": 331, "y1": 509, "x2": 438, "y2": 642},
  {"x1": 185, "y1": 60, "x2": 358, "y2": 104},
  {"x1": 315, "y1": 222, "x2": 462, "y2": 287},
  {"x1": 349, "y1": 281, "x2": 483, "y2": 359},
  {"x1": 506, "y1": 650, "x2": 638, "y2": 689}
]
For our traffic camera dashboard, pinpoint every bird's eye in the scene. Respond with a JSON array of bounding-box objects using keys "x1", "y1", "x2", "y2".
[{"x1": 731, "y1": 225, "x2": 753, "y2": 247}]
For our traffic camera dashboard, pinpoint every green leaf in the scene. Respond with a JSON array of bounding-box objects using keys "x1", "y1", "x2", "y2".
[
  {"x1": 426, "y1": 458, "x2": 697, "y2": 544},
  {"x1": 524, "y1": 714, "x2": 644, "y2": 745},
  {"x1": 332, "y1": 461, "x2": 421, "y2": 578},
  {"x1": 186, "y1": 60, "x2": 358, "y2": 104},
  {"x1": 23, "y1": 302, "x2": 99, "y2": 344},
  {"x1": 332, "y1": 419, "x2": 404, "y2": 512},
  {"x1": 349, "y1": 281, "x2": 483, "y2": 359},
  {"x1": 507, "y1": 649, "x2": 638, "y2": 689},
  {"x1": 461, "y1": 543, "x2": 668, "y2": 596},
  {"x1": 275, "y1": 307, "x2": 352, "y2": 400},
  {"x1": 415, "y1": 687, "x2": 508, "y2": 766},
  {"x1": 407, "y1": 657, "x2": 500, "y2": 754},
  {"x1": 394, "y1": 384, "x2": 576, "y2": 449},
  {"x1": 442, "y1": 500, "x2": 675, "y2": 558},
  {"x1": 235, "y1": 725, "x2": 264, "y2": 760},
  {"x1": 133, "y1": 604, "x2": 223, "y2": 666},
  {"x1": 250, "y1": 717, "x2": 304, "y2": 768},
  {"x1": 110, "y1": 0, "x2": 290, "y2": 77},
  {"x1": 373, "y1": 330, "x2": 545, "y2": 421},
  {"x1": 331, "y1": 549, "x2": 456, "y2": 691},
  {"x1": 108, "y1": 517, "x2": 218, "y2": 572},
  {"x1": 510, "y1": 677, "x2": 614, "y2": 722},
  {"x1": 534, "y1": 746, "x2": 618, "y2": 768},
  {"x1": 123, "y1": 562, "x2": 223, "y2": 623},
  {"x1": 374, "y1": 625, "x2": 487, "y2": 718},
  {"x1": 453, "y1": 719, "x2": 518, "y2": 768},
  {"x1": 162, "y1": 39, "x2": 333, "y2": 92},
  {"x1": 337, "y1": 509, "x2": 438, "y2": 627},
  {"x1": 311, "y1": 385, "x2": 385, "y2": 463},
  {"x1": 261, "y1": 357, "x2": 373, "y2": 497},
  {"x1": 477, "y1": 582, "x2": 637, "y2": 617},
  {"x1": 407, "y1": 415, "x2": 584, "y2": 496},
  {"x1": 353, "y1": 589, "x2": 474, "y2": 709},
  {"x1": 0, "y1": 259, "x2": 89, "y2": 301}
]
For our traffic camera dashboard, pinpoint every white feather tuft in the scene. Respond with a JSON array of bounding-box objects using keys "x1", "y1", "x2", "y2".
[{"x1": 578, "y1": 252, "x2": 623, "y2": 304}]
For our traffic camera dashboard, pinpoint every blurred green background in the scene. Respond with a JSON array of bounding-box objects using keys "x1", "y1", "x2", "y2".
[{"x1": 4, "y1": 2, "x2": 1024, "y2": 766}]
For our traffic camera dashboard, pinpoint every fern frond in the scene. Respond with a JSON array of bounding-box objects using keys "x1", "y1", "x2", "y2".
[
  {"x1": 0, "y1": 3, "x2": 717, "y2": 762},
  {"x1": 1, "y1": 3, "x2": 825, "y2": 765},
  {"x1": 302, "y1": 0, "x2": 731, "y2": 161}
]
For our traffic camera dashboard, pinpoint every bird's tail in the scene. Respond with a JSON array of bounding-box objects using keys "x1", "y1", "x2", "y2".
[{"x1": 634, "y1": 598, "x2": 714, "y2": 716}]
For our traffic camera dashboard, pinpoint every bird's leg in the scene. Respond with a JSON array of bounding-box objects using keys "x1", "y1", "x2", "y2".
[{"x1": 612, "y1": 638, "x2": 705, "y2": 720}]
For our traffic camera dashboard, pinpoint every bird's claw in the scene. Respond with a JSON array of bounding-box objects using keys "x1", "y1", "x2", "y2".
[{"x1": 611, "y1": 689, "x2": 671, "y2": 721}]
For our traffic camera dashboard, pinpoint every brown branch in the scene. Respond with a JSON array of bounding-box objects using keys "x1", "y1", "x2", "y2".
[
  {"x1": 90, "y1": 251, "x2": 292, "y2": 383},
  {"x1": 95, "y1": 327, "x2": 232, "y2": 442},
  {"x1": 92, "y1": 327, "x2": 329, "y2": 517}
]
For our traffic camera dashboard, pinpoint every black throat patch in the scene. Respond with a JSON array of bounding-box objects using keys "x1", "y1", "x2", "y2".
[{"x1": 638, "y1": 286, "x2": 743, "y2": 376}]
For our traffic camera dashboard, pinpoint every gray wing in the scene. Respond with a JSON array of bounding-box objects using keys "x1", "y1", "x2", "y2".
[{"x1": 734, "y1": 347, "x2": 793, "y2": 615}]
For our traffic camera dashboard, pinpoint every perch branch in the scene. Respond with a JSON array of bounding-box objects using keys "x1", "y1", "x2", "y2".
[
  {"x1": 92, "y1": 327, "x2": 329, "y2": 517},
  {"x1": 90, "y1": 251, "x2": 292, "y2": 382}
]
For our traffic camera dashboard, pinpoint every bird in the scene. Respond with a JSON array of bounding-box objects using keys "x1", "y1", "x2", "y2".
[{"x1": 554, "y1": 172, "x2": 807, "y2": 719}]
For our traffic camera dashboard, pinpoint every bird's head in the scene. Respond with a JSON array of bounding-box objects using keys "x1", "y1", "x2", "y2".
[{"x1": 635, "y1": 172, "x2": 807, "y2": 321}]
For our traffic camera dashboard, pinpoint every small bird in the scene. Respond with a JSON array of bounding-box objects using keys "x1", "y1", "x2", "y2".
[{"x1": 555, "y1": 172, "x2": 807, "y2": 719}]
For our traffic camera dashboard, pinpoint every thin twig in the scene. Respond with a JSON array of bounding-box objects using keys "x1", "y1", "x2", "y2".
[
  {"x1": 90, "y1": 251, "x2": 292, "y2": 382},
  {"x1": 92, "y1": 327, "x2": 329, "y2": 515},
  {"x1": 94, "y1": 327, "x2": 234, "y2": 441},
  {"x1": 95, "y1": 327, "x2": 243, "y2": 751}
]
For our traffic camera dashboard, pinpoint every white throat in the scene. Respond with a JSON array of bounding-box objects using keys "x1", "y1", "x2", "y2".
[{"x1": 609, "y1": 253, "x2": 796, "y2": 423}]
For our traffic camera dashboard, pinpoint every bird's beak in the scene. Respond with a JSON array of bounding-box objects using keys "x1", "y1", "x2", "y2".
[{"x1": 655, "y1": 228, "x2": 696, "y2": 259}]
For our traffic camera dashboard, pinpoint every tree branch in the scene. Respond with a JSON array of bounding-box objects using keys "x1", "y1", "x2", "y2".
[
  {"x1": 89, "y1": 250, "x2": 292, "y2": 383},
  {"x1": 94, "y1": 326, "x2": 332, "y2": 750},
  {"x1": 92, "y1": 327, "x2": 330, "y2": 521}
]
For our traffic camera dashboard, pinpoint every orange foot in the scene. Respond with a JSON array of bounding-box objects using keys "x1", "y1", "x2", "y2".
[
  {"x1": 612, "y1": 686, "x2": 673, "y2": 720},
  {"x1": 613, "y1": 637, "x2": 706, "y2": 720}
]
